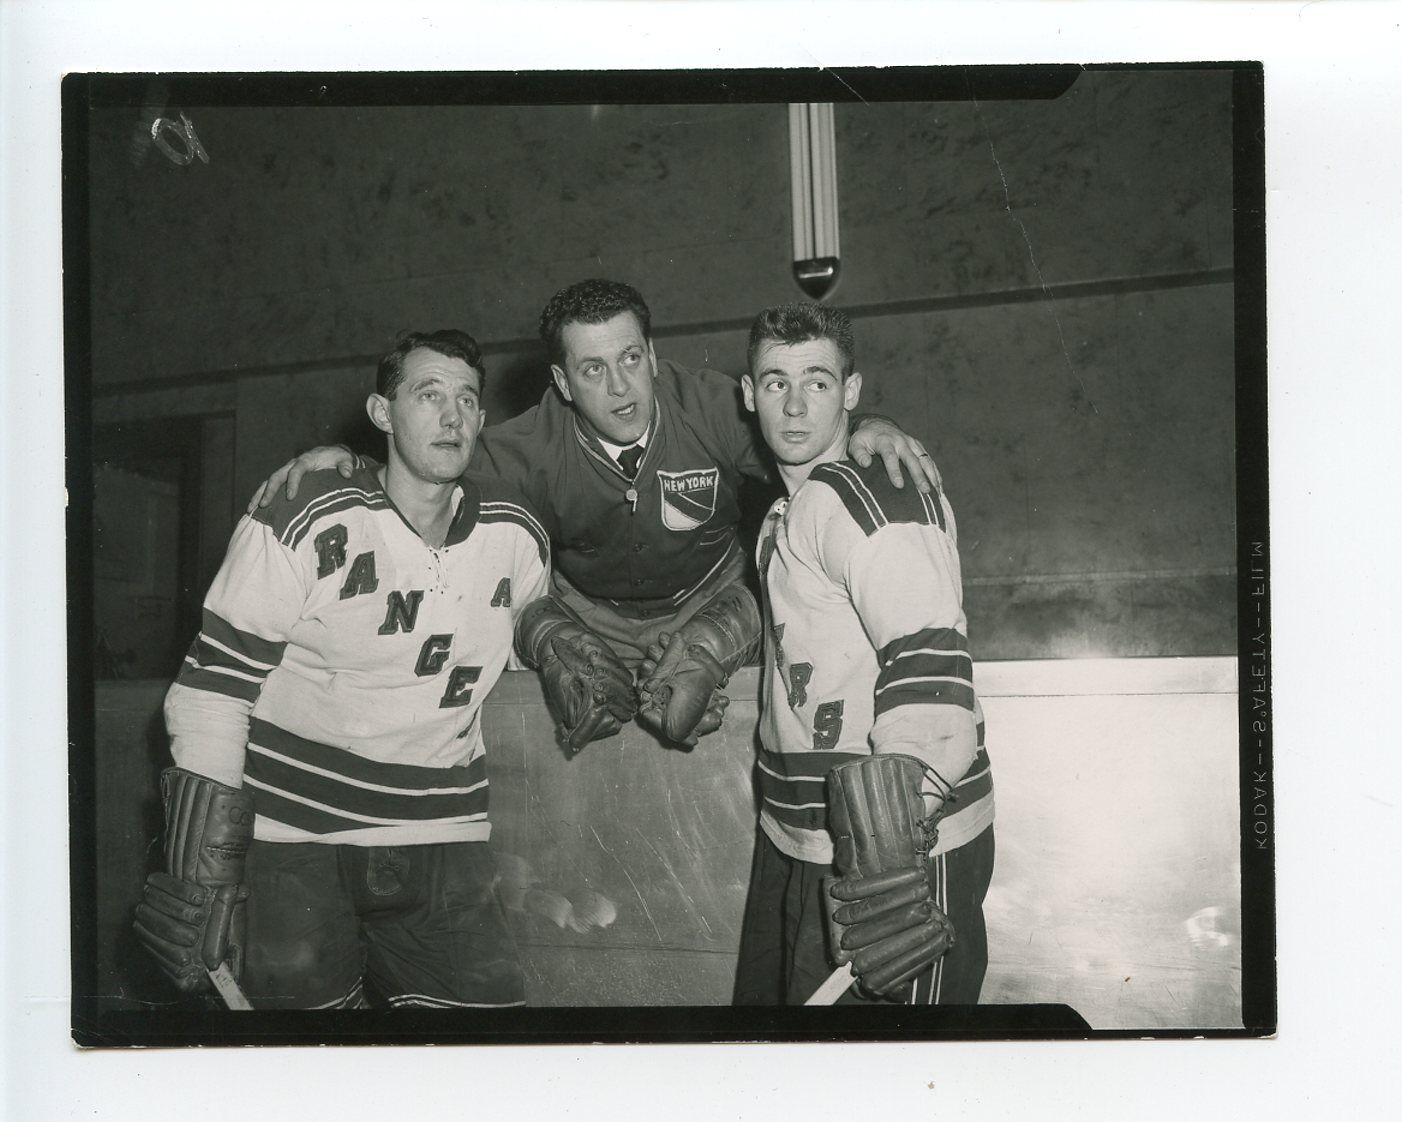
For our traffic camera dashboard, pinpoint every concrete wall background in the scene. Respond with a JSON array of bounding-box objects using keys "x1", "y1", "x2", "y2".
[{"x1": 86, "y1": 67, "x2": 1237, "y2": 662}]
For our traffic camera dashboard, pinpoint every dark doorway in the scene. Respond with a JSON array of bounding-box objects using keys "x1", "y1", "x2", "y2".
[{"x1": 93, "y1": 412, "x2": 235, "y2": 680}]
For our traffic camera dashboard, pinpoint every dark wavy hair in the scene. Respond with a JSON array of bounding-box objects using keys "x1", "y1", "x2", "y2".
[
  {"x1": 376, "y1": 329, "x2": 486, "y2": 399},
  {"x1": 538, "y1": 279, "x2": 652, "y2": 368},
  {"x1": 746, "y1": 302, "x2": 856, "y2": 379}
]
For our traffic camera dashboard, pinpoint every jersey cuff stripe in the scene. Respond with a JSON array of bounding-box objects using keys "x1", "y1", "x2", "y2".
[
  {"x1": 761, "y1": 784, "x2": 826, "y2": 804},
  {"x1": 879, "y1": 628, "x2": 968, "y2": 667},
  {"x1": 761, "y1": 803, "x2": 828, "y2": 831},
  {"x1": 873, "y1": 680, "x2": 976, "y2": 716},
  {"x1": 172, "y1": 666, "x2": 262, "y2": 703},
  {"x1": 756, "y1": 757, "x2": 828, "y2": 786},
  {"x1": 877, "y1": 662, "x2": 973, "y2": 693},
  {"x1": 191, "y1": 635, "x2": 278, "y2": 676},
  {"x1": 199, "y1": 609, "x2": 288, "y2": 667},
  {"x1": 249, "y1": 718, "x2": 485, "y2": 788},
  {"x1": 762, "y1": 796, "x2": 828, "y2": 811},
  {"x1": 874, "y1": 674, "x2": 973, "y2": 695},
  {"x1": 882, "y1": 654, "x2": 972, "y2": 679},
  {"x1": 757, "y1": 746, "x2": 866, "y2": 780},
  {"x1": 184, "y1": 656, "x2": 265, "y2": 685},
  {"x1": 942, "y1": 773, "x2": 993, "y2": 809},
  {"x1": 887, "y1": 646, "x2": 969, "y2": 663},
  {"x1": 756, "y1": 770, "x2": 826, "y2": 801},
  {"x1": 955, "y1": 763, "x2": 991, "y2": 789}
]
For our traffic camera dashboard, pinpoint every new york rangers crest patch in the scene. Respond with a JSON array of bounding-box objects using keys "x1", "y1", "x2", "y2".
[{"x1": 657, "y1": 468, "x2": 719, "y2": 531}]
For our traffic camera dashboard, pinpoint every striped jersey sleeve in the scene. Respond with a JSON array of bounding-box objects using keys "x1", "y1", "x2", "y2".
[
  {"x1": 803, "y1": 461, "x2": 982, "y2": 809},
  {"x1": 472, "y1": 478, "x2": 552, "y2": 668},
  {"x1": 164, "y1": 512, "x2": 308, "y2": 786}
]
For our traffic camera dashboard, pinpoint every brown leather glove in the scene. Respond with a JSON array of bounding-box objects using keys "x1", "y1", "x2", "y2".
[
  {"x1": 635, "y1": 583, "x2": 759, "y2": 747},
  {"x1": 823, "y1": 754, "x2": 955, "y2": 998},
  {"x1": 515, "y1": 597, "x2": 637, "y2": 755},
  {"x1": 132, "y1": 768, "x2": 254, "y2": 994}
]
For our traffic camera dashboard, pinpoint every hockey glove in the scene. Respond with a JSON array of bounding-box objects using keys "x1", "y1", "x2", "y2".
[
  {"x1": 823, "y1": 754, "x2": 956, "y2": 998},
  {"x1": 133, "y1": 768, "x2": 254, "y2": 994},
  {"x1": 636, "y1": 584, "x2": 759, "y2": 746},
  {"x1": 515, "y1": 597, "x2": 637, "y2": 755}
]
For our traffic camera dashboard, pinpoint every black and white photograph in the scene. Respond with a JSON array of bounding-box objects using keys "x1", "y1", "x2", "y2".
[
  {"x1": 66, "y1": 61, "x2": 1268, "y2": 1043},
  {"x1": 6, "y1": 1, "x2": 1400, "y2": 1118}
]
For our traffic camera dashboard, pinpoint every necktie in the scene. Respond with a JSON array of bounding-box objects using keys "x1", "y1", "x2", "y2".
[{"x1": 616, "y1": 445, "x2": 644, "y2": 478}]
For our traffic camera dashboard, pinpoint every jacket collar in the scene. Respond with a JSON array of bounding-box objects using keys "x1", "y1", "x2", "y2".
[{"x1": 571, "y1": 405, "x2": 660, "y2": 480}]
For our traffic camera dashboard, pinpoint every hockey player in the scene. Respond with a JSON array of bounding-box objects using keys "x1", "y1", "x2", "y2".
[
  {"x1": 250, "y1": 280, "x2": 941, "y2": 754},
  {"x1": 724, "y1": 303, "x2": 996, "y2": 1006},
  {"x1": 132, "y1": 330, "x2": 551, "y2": 1009}
]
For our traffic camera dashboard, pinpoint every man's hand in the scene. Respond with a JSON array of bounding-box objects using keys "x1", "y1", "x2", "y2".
[
  {"x1": 848, "y1": 417, "x2": 941, "y2": 494},
  {"x1": 246, "y1": 445, "x2": 357, "y2": 513}
]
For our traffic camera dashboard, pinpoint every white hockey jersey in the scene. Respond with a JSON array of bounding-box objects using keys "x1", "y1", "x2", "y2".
[
  {"x1": 756, "y1": 459, "x2": 994, "y2": 865},
  {"x1": 164, "y1": 466, "x2": 550, "y2": 846}
]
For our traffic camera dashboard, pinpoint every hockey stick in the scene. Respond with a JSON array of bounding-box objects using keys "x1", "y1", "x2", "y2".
[
  {"x1": 804, "y1": 962, "x2": 855, "y2": 1005},
  {"x1": 207, "y1": 962, "x2": 253, "y2": 1010}
]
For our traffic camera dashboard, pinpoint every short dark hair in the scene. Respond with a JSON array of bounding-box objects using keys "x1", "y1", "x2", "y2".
[
  {"x1": 376, "y1": 329, "x2": 486, "y2": 399},
  {"x1": 746, "y1": 302, "x2": 856, "y2": 379},
  {"x1": 538, "y1": 279, "x2": 652, "y2": 368}
]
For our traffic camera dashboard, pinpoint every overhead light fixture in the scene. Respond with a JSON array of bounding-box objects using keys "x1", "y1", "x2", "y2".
[{"x1": 789, "y1": 103, "x2": 840, "y2": 301}]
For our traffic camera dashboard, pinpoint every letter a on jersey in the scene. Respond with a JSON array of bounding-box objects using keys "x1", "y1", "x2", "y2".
[{"x1": 656, "y1": 468, "x2": 719, "y2": 531}]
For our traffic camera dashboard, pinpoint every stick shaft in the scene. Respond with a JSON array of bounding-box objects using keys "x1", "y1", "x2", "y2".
[
  {"x1": 804, "y1": 962, "x2": 855, "y2": 1006},
  {"x1": 207, "y1": 962, "x2": 253, "y2": 1010}
]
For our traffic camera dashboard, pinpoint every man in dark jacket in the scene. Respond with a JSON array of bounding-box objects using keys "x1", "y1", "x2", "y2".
[{"x1": 253, "y1": 279, "x2": 940, "y2": 753}]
